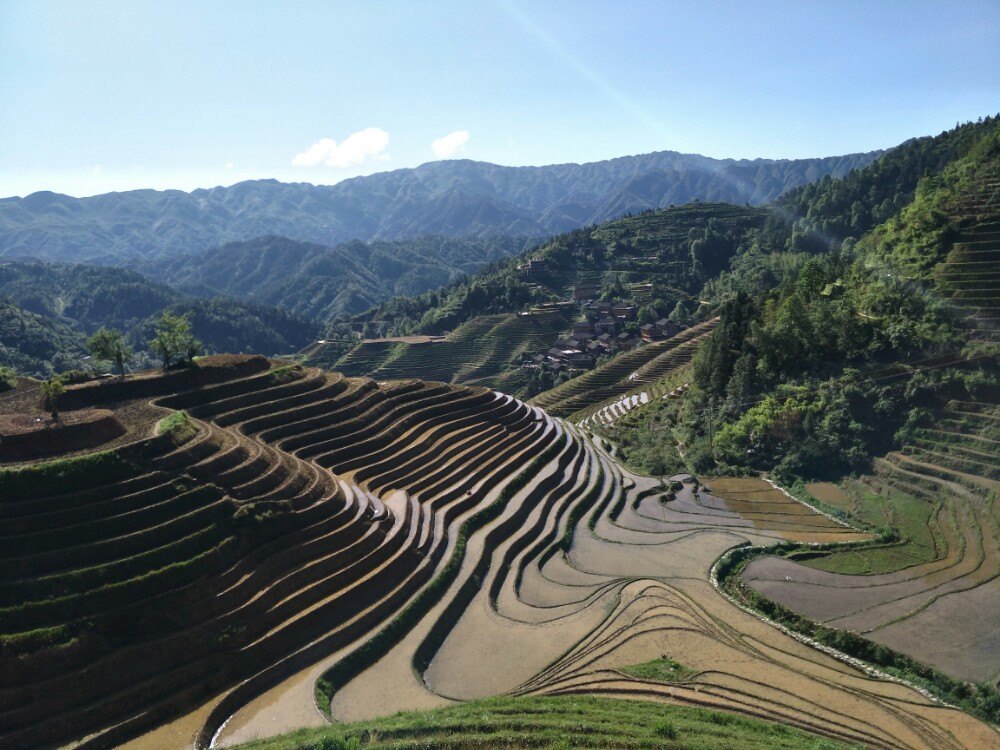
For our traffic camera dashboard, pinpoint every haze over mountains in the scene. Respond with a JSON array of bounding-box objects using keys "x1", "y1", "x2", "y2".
[{"x1": 0, "y1": 148, "x2": 880, "y2": 264}]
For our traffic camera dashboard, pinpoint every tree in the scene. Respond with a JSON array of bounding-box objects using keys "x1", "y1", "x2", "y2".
[
  {"x1": 0, "y1": 365, "x2": 15, "y2": 392},
  {"x1": 668, "y1": 301, "x2": 690, "y2": 326},
  {"x1": 41, "y1": 377, "x2": 65, "y2": 419},
  {"x1": 151, "y1": 312, "x2": 197, "y2": 369},
  {"x1": 87, "y1": 327, "x2": 132, "y2": 377}
]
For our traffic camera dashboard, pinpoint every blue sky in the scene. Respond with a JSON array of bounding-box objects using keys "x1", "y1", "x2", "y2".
[{"x1": 1, "y1": 0, "x2": 997, "y2": 197}]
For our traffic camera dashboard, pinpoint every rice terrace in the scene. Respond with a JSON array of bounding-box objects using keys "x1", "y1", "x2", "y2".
[{"x1": 2, "y1": 5, "x2": 1000, "y2": 750}]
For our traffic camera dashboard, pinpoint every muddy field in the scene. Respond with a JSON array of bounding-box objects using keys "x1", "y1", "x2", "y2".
[{"x1": 743, "y1": 404, "x2": 1000, "y2": 684}]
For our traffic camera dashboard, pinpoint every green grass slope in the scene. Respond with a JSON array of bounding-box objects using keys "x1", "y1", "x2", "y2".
[{"x1": 232, "y1": 695, "x2": 860, "y2": 750}]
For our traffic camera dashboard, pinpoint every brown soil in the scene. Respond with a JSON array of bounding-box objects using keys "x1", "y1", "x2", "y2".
[
  {"x1": 0, "y1": 409, "x2": 126, "y2": 461},
  {"x1": 805, "y1": 481, "x2": 853, "y2": 511}
]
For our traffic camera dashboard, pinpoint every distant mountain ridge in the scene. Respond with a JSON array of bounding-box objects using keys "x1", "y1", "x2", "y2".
[{"x1": 0, "y1": 149, "x2": 880, "y2": 263}]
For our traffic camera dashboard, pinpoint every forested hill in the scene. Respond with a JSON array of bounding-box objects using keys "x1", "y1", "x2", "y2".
[
  {"x1": 0, "y1": 149, "x2": 878, "y2": 264},
  {"x1": 0, "y1": 261, "x2": 319, "y2": 376},
  {"x1": 146, "y1": 234, "x2": 526, "y2": 320}
]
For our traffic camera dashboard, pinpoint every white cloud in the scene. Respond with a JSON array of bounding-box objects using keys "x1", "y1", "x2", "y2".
[
  {"x1": 292, "y1": 127, "x2": 390, "y2": 168},
  {"x1": 224, "y1": 162, "x2": 235, "y2": 169},
  {"x1": 431, "y1": 130, "x2": 469, "y2": 159},
  {"x1": 92, "y1": 164, "x2": 102, "y2": 175}
]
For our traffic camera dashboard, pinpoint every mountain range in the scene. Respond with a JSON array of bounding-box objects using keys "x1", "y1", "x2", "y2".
[{"x1": 0, "y1": 149, "x2": 880, "y2": 264}]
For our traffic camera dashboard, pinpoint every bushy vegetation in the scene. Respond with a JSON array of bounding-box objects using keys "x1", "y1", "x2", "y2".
[
  {"x1": 0, "y1": 364, "x2": 16, "y2": 391},
  {"x1": 156, "y1": 410, "x2": 197, "y2": 443},
  {"x1": 777, "y1": 115, "x2": 997, "y2": 252},
  {"x1": 621, "y1": 655, "x2": 697, "y2": 682},
  {"x1": 661, "y1": 121, "x2": 1000, "y2": 480},
  {"x1": 0, "y1": 450, "x2": 135, "y2": 500}
]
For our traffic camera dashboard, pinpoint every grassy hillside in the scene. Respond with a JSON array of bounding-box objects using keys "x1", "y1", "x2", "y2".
[{"x1": 231, "y1": 695, "x2": 861, "y2": 750}]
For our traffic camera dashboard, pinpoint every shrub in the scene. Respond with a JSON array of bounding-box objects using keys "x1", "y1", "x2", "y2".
[
  {"x1": 654, "y1": 719, "x2": 679, "y2": 739},
  {"x1": 0, "y1": 365, "x2": 15, "y2": 391},
  {"x1": 41, "y1": 377, "x2": 67, "y2": 417}
]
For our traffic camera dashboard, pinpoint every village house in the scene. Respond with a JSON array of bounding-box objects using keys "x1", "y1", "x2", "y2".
[
  {"x1": 562, "y1": 349, "x2": 594, "y2": 369},
  {"x1": 640, "y1": 323, "x2": 665, "y2": 343},
  {"x1": 617, "y1": 331, "x2": 637, "y2": 350},
  {"x1": 594, "y1": 316, "x2": 617, "y2": 334},
  {"x1": 656, "y1": 318, "x2": 681, "y2": 338},
  {"x1": 572, "y1": 281, "x2": 601, "y2": 301},
  {"x1": 612, "y1": 303, "x2": 637, "y2": 321},
  {"x1": 524, "y1": 258, "x2": 550, "y2": 278},
  {"x1": 588, "y1": 300, "x2": 614, "y2": 316}
]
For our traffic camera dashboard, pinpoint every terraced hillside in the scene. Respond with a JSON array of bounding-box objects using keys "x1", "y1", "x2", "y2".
[
  {"x1": 1, "y1": 360, "x2": 997, "y2": 750},
  {"x1": 0, "y1": 362, "x2": 563, "y2": 750},
  {"x1": 529, "y1": 318, "x2": 716, "y2": 418},
  {"x1": 742, "y1": 395, "x2": 1000, "y2": 684},
  {"x1": 309, "y1": 308, "x2": 574, "y2": 387},
  {"x1": 208, "y1": 449, "x2": 993, "y2": 750},
  {"x1": 935, "y1": 165, "x2": 1000, "y2": 342}
]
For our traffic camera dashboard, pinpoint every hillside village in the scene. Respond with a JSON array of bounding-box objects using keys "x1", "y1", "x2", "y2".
[{"x1": 519, "y1": 281, "x2": 686, "y2": 375}]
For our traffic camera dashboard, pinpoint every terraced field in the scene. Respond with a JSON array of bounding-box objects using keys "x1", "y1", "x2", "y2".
[
  {"x1": 309, "y1": 309, "x2": 575, "y2": 387},
  {"x1": 935, "y1": 166, "x2": 1000, "y2": 342},
  {"x1": 1, "y1": 360, "x2": 996, "y2": 750},
  {"x1": 529, "y1": 318, "x2": 717, "y2": 418},
  {"x1": 742, "y1": 397, "x2": 1000, "y2": 684}
]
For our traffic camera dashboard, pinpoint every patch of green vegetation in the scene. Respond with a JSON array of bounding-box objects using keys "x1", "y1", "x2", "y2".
[
  {"x1": 0, "y1": 450, "x2": 135, "y2": 501},
  {"x1": 621, "y1": 655, "x2": 697, "y2": 682},
  {"x1": 798, "y1": 482, "x2": 939, "y2": 575},
  {"x1": 610, "y1": 375, "x2": 688, "y2": 477},
  {"x1": 232, "y1": 695, "x2": 861, "y2": 750},
  {"x1": 0, "y1": 364, "x2": 17, "y2": 390},
  {"x1": 653, "y1": 120, "x2": 1000, "y2": 481},
  {"x1": 267, "y1": 364, "x2": 302, "y2": 384},
  {"x1": 156, "y1": 410, "x2": 198, "y2": 444}
]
